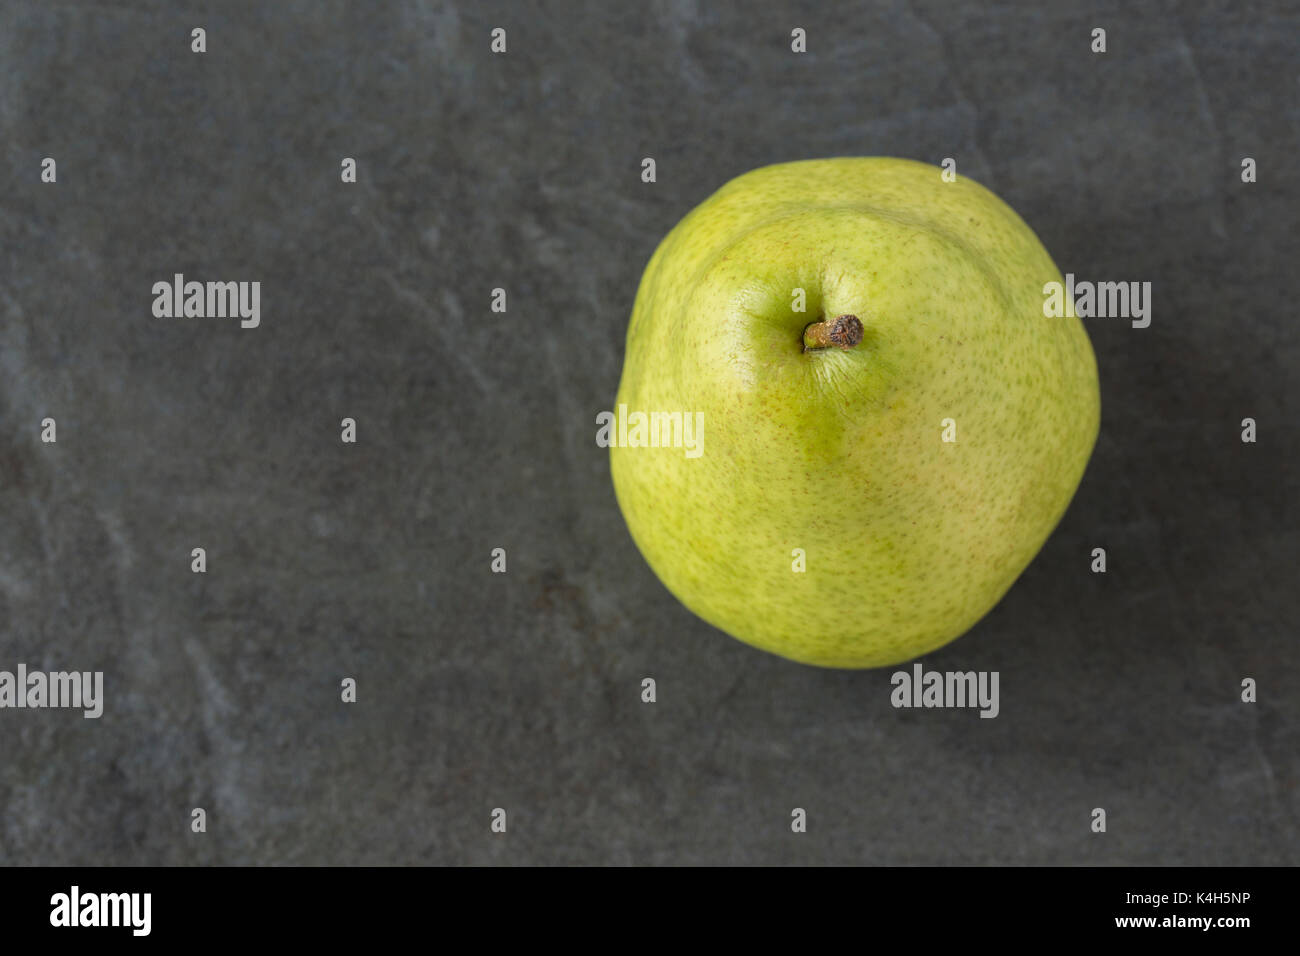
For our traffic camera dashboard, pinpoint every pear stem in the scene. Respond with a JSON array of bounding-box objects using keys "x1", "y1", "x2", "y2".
[{"x1": 802, "y1": 314, "x2": 864, "y2": 352}]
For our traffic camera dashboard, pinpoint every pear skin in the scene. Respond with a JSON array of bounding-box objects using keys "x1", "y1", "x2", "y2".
[{"x1": 611, "y1": 158, "x2": 1100, "y2": 668}]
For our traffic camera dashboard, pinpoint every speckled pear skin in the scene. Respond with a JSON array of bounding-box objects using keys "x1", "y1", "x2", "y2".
[{"x1": 611, "y1": 158, "x2": 1100, "y2": 668}]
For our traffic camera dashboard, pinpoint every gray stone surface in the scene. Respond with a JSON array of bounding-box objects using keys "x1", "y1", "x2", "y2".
[{"x1": 0, "y1": 0, "x2": 1296, "y2": 865}]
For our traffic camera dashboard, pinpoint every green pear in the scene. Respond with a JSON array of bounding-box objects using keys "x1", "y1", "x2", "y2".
[{"x1": 610, "y1": 157, "x2": 1099, "y2": 668}]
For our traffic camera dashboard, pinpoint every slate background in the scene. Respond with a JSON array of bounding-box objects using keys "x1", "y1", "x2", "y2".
[{"x1": 0, "y1": 0, "x2": 1296, "y2": 865}]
